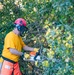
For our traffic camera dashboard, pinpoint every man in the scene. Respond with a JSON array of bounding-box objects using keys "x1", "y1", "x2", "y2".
[{"x1": 0, "y1": 18, "x2": 38, "y2": 75}]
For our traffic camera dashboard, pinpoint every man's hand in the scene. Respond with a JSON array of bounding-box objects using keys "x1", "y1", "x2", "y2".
[
  {"x1": 21, "y1": 53, "x2": 30, "y2": 59},
  {"x1": 34, "y1": 48, "x2": 39, "y2": 52},
  {"x1": 24, "y1": 53, "x2": 30, "y2": 59}
]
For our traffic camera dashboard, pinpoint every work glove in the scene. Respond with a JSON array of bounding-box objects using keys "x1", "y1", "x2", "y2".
[
  {"x1": 24, "y1": 53, "x2": 30, "y2": 59},
  {"x1": 21, "y1": 53, "x2": 30, "y2": 59},
  {"x1": 33, "y1": 48, "x2": 39, "y2": 52}
]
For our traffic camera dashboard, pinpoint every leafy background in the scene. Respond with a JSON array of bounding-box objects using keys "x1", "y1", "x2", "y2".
[{"x1": 0, "y1": 0, "x2": 74, "y2": 75}]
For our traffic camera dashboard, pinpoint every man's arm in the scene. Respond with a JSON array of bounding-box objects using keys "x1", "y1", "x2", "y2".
[
  {"x1": 9, "y1": 48, "x2": 23, "y2": 56},
  {"x1": 23, "y1": 46, "x2": 34, "y2": 51},
  {"x1": 23, "y1": 46, "x2": 39, "y2": 52}
]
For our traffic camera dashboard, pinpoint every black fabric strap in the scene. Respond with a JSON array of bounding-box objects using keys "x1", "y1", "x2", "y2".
[{"x1": 2, "y1": 56, "x2": 16, "y2": 64}]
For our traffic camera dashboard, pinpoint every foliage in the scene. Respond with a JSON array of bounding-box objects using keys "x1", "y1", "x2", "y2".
[{"x1": 0, "y1": 0, "x2": 74, "y2": 75}]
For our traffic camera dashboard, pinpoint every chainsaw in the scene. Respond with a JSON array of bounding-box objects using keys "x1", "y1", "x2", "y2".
[{"x1": 23, "y1": 46, "x2": 43, "y2": 62}]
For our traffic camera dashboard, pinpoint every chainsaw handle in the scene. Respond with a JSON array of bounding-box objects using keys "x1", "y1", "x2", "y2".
[{"x1": 34, "y1": 45, "x2": 43, "y2": 60}]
